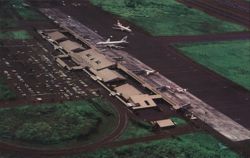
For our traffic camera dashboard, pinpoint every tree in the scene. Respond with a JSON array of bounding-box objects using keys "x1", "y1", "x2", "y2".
[
  {"x1": 124, "y1": 0, "x2": 142, "y2": 8},
  {"x1": 15, "y1": 122, "x2": 53, "y2": 144}
]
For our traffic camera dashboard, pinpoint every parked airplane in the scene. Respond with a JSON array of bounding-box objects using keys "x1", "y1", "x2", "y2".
[
  {"x1": 113, "y1": 20, "x2": 132, "y2": 32},
  {"x1": 145, "y1": 69, "x2": 156, "y2": 76},
  {"x1": 176, "y1": 87, "x2": 188, "y2": 93},
  {"x1": 96, "y1": 36, "x2": 128, "y2": 48}
]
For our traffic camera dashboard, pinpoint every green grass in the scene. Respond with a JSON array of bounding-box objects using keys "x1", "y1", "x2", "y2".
[
  {"x1": 171, "y1": 116, "x2": 187, "y2": 126},
  {"x1": 67, "y1": 132, "x2": 240, "y2": 158},
  {"x1": 0, "y1": 79, "x2": 15, "y2": 100},
  {"x1": 0, "y1": 98, "x2": 117, "y2": 146},
  {"x1": 0, "y1": 30, "x2": 31, "y2": 40},
  {"x1": 1, "y1": 0, "x2": 44, "y2": 21},
  {"x1": 117, "y1": 119, "x2": 152, "y2": 140},
  {"x1": 89, "y1": 0, "x2": 247, "y2": 36},
  {"x1": 15, "y1": 7, "x2": 45, "y2": 20},
  {"x1": 0, "y1": 1, "x2": 18, "y2": 29},
  {"x1": 0, "y1": 19, "x2": 17, "y2": 29},
  {"x1": 176, "y1": 40, "x2": 250, "y2": 90}
]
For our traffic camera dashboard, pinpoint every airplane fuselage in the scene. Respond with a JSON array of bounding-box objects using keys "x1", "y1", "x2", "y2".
[
  {"x1": 117, "y1": 25, "x2": 132, "y2": 32},
  {"x1": 97, "y1": 41, "x2": 127, "y2": 45},
  {"x1": 113, "y1": 21, "x2": 132, "y2": 32}
]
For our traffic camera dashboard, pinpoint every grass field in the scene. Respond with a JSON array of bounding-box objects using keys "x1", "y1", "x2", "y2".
[
  {"x1": 117, "y1": 119, "x2": 152, "y2": 141},
  {"x1": 0, "y1": 19, "x2": 17, "y2": 29},
  {"x1": 171, "y1": 116, "x2": 187, "y2": 126},
  {"x1": 0, "y1": 1, "x2": 34, "y2": 40},
  {"x1": 15, "y1": 7, "x2": 45, "y2": 20},
  {"x1": 90, "y1": 0, "x2": 247, "y2": 36},
  {"x1": 0, "y1": 1, "x2": 18, "y2": 29},
  {"x1": 0, "y1": 79, "x2": 15, "y2": 100},
  {"x1": 0, "y1": 30, "x2": 31, "y2": 40},
  {"x1": 67, "y1": 132, "x2": 240, "y2": 158},
  {"x1": 1, "y1": 0, "x2": 44, "y2": 21},
  {"x1": 0, "y1": 98, "x2": 117, "y2": 146},
  {"x1": 176, "y1": 40, "x2": 250, "y2": 91}
]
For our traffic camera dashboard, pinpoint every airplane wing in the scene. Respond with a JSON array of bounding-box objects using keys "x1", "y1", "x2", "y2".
[{"x1": 112, "y1": 26, "x2": 122, "y2": 30}]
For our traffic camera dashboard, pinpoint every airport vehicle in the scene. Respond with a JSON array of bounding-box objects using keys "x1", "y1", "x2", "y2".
[
  {"x1": 113, "y1": 20, "x2": 132, "y2": 32},
  {"x1": 96, "y1": 36, "x2": 128, "y2": 48}
]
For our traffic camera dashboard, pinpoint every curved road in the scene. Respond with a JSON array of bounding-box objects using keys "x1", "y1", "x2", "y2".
[{"x1": 0, "y1": 100, "x2": 128, "y2": 156}]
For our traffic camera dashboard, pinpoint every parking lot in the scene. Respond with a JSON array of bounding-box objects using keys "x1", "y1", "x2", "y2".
[{"x1": 0, "y1": 38, "x2": 103, "y2": 106}]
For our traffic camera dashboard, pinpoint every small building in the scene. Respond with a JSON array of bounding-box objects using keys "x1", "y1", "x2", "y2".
[
  {"x1": 114, "y1": 83, "x2": 142, "y2": 100},
  {"x1": 152, "y1": 119, "x2": 175, "y2": 128},
  {"x1": 59, "y1": 40, "x2": 82, "y2": 53},
  {"x1": 47, "y1": 31, "x2": 67, "y2": 42},
  {"x1": 71, "y1": 49, "x2": 115, "y2": 70},
  {"x1": 55, "y1": 58, "x2": 72, "y2": 70},
  {"x1": 129, "y1": 94, "x2": 160, "y2": 110},
  {"x1": 90, "y1": 68, "x2": 125, "y2": 83},
  {"x1": 56, "y1": 58, "x2": 67, "y2": 68}
]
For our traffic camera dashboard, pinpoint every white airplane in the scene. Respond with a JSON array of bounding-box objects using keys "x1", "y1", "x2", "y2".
[
  {"x1": 113, "y1": 20, "x2": 132, "y2": 32},
  {"x1": 145, "y1": 69, "x2": 156, "y2": 76},
  {"x1": 190, "y1": 114, "x2": 197, "y2": 120},
  {"x1": 127, "y1": 102, "x2": 135, "y2": 107},
  {"x1": 96, "y1": 36, "x2": 128, "y2": 48},
  {"x1": 176, "y1": 87, "x2": 188, "y2": 93}
]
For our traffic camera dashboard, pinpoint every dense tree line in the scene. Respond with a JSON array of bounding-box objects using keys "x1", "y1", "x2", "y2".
[{"x1": 0, "y1": 99, "x2": 115, "y2": 145}]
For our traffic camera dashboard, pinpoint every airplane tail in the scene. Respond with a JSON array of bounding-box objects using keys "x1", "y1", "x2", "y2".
[
  {"x1": 121, "y1": 36, "x2": 128, "y2": 42},
  {"x1": 106, "y1": 38, "x2": 111, "y2": 42}
]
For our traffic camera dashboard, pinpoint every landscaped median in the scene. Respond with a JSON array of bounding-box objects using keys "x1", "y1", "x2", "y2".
[
  {"x1": 89, "y1": 0, "x2": 247, "y2": 36},
  {"x1": 0, "y1": 98, "x2": 117, "y2": 146}
]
